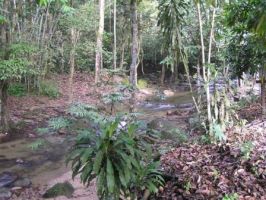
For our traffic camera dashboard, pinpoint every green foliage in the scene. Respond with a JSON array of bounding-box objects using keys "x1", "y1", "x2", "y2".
[
  {"x1": 39, "y1": 80, "x2": 60, "y2": 98},
  {"x1": 222, "y1": 193, "x2": 239, "y2": 200},
  {"x1": 102, "y1": 92, "x2": 126, "y2": 114},
  {"x1": 200, "y1": 134, "x2": 212, "y2": 144},
  {"x1": 134, "y1": 161, "x2": 164, "y2": 194},
  {"x1": 28, "y1": 139, "x2": 46, "y2": 150},
  {"x1": 212, "y1": 123, "x2": 226, "y2": 142},
  {"x1": 171, "y1": 128, "x2": 188, "y2": 143},
  {"x1": 184, "y1": 181, "x2": 191, "y2": 192},
  {"x1": 48, "y1": 117, "x2": 69, "y2": 131},
  {"x1": 102, "y1": 92, "x2": 125, "y2": 105},
  {"x1": 8, "y1": 83, "x2": 27, "y2": 97},
  {"x1": 0, "y1": 59, "x2": 32, "y2": 80},
  {"x1": 36, "y1": 127, "x2": 50, "y2": 135},
  {"x1": 68, "y1": 103, "x2": 105, "y2": 124},
  {"x1": 162, "y1": 128, "x2": 188, "y2": 143},
  {"x1": 235, "y1": 95, "x2": 260, "y2": 110},
  {"x1": 225, "y1": 0, "x2": 266, "y2": 77},
  {"x1": 137, "y1": 79, "x2": 148, "y2": 89},
  {"x1": 9, "y1": 42, "x2": 37, "y2": 57},
  {"x1": 121, "y1": 78, "x2": 130, "y2": 86},
  {"x1": 0, "y1": 15, "x2": 6, "y2": 24},
  {"x1": 67, "y1": 118, "x2": 164, "y2": 199},
  {"x1": 240, "y1": 141, "x2": 254, "y2": 160},
  {"x1": 0, "y1": 42, "x2": 38, "y2": 81},
  {"x1": 158, "y1": 0, "x2": 188, "y2": 46}
]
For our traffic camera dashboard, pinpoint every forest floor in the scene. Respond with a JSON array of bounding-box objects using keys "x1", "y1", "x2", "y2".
[{"x1": 1, "y1": 73, "x2": 266, "y2": 200}]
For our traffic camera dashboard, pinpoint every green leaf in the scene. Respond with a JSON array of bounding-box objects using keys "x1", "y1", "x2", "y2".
[
  {"x1": 106, "y1": 158, "x2": 115, "y2": 193},
  {"x1": 0, "y1": 15, "x2": 6, "y2": 24},
  {"x1": 93, "y1": 151, "x2": 104, "y2": 174},
  {"x1": 97, "y1": 168, "x2": 105, "y2": 196},
  {"x1": 81, "y1": 163, "x2": 93, "y2": 184},
  {"x1": 80, "y1": 149, "x2": 93, "y2": 164}
]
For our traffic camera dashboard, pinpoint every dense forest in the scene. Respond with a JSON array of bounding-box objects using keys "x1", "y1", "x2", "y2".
[{"x1": 0, "y1": 0, "x2": 266, "y2": 199}]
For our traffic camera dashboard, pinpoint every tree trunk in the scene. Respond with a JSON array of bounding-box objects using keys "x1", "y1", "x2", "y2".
[
  {"x1": 113, "y1": 0, "x2": 117, "y2": 69},
  {"x1": 261, "y1": 68, "x2": 266, "y2": 117},
  {"x1": 95, "y1": 0, "x2": 105, "y2": 84},
  {"x1": 0, "y1": 0, "x2": 10, "y2": 133},
  {"x1": 1, "y1": 81, "x2": 9, "y2": 133},
  {"x1": 60, "y1": 42, "x2": 64, "y2": 73},
  {"x1": 129, "y1": 0, "x2": 138, "y2": 87},
  {"x1": 161, "y1": 64, "x2": 165, "y2": 86},
  {"x1": 69, "y1": 28, "x2": 76, "y2": 103},
  {"x1": 119, "y1": 43, "x2": 125, "y2": 69},
  {"x1": 197, "y1": 2, "x2": 213, "y2": 134}
]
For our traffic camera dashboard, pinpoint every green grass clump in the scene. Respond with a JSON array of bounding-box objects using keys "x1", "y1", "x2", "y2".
[
  {"x1": 137, "y1": 79, "x2": 148, "y2": 89},
  {"x1": 121, "y1": 77, "x2": 130, "y2": 86},
  {"x1": 39, "y1": 80, "x2": 60, "y2": 99},
  {"x1": 8, "y1": 83, "x2": 27, "y2": 97}
]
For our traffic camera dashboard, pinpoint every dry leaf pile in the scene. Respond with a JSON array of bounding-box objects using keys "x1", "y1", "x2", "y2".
[{"x1": 159, "y1": 144, "x2": 266, "y2": 200}]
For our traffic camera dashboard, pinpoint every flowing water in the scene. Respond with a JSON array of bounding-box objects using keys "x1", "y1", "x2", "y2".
[
  {"x1": 0, "y1": 91, "x2": 193, "y2": 186},
  {"x1": 0, "y1": 136, "x2": 73, "y2": 185},
  {"x1": 137, "y1": 91, "x2": 193, "y2": 119}
]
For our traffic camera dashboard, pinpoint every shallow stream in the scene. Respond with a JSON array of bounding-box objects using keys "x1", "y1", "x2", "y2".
[{"x1": 0, "y1": 91, "x2": 193, "y2": 187}]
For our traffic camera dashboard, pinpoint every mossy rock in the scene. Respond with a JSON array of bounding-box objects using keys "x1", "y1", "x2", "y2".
[{"x1": 42, "y1": 181, "x2": 74, "y2": 199}]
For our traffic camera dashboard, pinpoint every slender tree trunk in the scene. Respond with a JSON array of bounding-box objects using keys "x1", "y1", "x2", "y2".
[
  {"x1": 197, "y1": 2, "x2": 206, "y2": 80},
  {"x1": 0, "y1": 0, "x2": 10, "y2": 133},
  {"x1": 129, "y1": 0, "x2": 138, "y2": 87},
  {"x1": 197, "y1": 60, "x2": 201, "y2": 88},
  {"x1": 261, "y1": 67, "x2": 266, "y2": 117},
  {"x1": 60, "y1": 42, "x2": 64, "y2": 73},
  {"x1": 197, "y1": 2, "x2": 213, "y2": 133},
  {"x1": 113, "y1": 0, "x2": 117, "y2": 69},
  {"x1": 206, "y1": 6, "x2": 216, "y2": 126},
  {"x1": 69, "y1": 28, "x2": 79, "y2": 103},
  {"x1": 119, "y1": 43, "x2": 125, "y2": 69},
  {"x1": 95, "y1": 0, "x2": 105, "y2": 84},
  {"x1": 161, "y1": 64, "x2": 165, "y2": 86},
  {"x1": 1, "y1": 81, "x2": 9, "y2": 133},
  {"x1": 69, "y1": 29, "x2": 75, "y2": 103}
]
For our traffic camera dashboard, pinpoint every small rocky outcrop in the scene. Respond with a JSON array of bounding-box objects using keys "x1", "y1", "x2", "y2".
[{"x1": 42, "y1": 181, "x2": 74, "y2": 199}]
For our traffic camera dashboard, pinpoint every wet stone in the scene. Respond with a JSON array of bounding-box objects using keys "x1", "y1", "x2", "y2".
[
  {"x1": 0, "y1": 172, "x2": 18, "y2": 188},
  {"x1": 13, "y1": 178, "x2": 31, "y2": 188},
  {"x1": 0, "y1": 187, "x2": 12, "y2": 200},
  {"x1": 42, "y1": 181, "x2": 74, "y2": 199}
]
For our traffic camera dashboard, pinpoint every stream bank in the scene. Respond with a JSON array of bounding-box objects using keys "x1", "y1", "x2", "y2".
[{"x1": 0, "y1": 73, "x2": 196, "y2": 199}]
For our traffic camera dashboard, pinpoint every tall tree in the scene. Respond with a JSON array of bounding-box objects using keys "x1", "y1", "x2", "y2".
[
  {"x1": 95, "y1": 0, "x2": 105, "y2": 83},
  {"x1": 129, "y1": 0, "x2": 138, "y2": 87},
  {"x1": 113, "y1": 0, "x2": 117, "y2": 69}
]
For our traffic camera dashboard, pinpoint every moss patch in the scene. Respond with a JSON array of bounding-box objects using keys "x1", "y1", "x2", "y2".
[{"x1": 43, "y1": 181, "x2": 74, "y2": 198}]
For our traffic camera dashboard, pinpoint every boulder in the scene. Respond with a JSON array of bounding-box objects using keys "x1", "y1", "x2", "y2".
[
  {"x1": 42, "y1": 181, "x2": 74, "y2": 199},
  {"x1": 13, "y1": 178, "x2": 31, "y2": 188}
]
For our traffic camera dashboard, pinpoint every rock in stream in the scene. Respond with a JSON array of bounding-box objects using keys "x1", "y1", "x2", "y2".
[{"x1": 0, "y1": 172, "x2": 18, "y2": 188}]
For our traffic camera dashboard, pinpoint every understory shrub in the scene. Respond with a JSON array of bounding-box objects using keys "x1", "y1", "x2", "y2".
[
  {"x1": 39, "y1": 80, "x2": 60, "y2": 98},
  {"x1": 67, "y1": 117, "x2": 164, "y2": 199},
  {"x1": 8, "y1": 83, "x2": 27, "y2": 97},
  {"x1": 30, "y1": 102, "x2": 164, "y2": 199}
]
